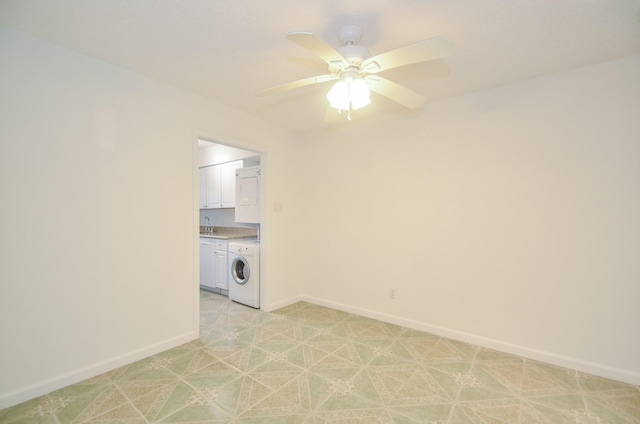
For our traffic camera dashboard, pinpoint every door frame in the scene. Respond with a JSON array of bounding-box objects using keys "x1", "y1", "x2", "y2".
[{"x1": 191, "y1": 130, "x2": 268, "y2": 336}]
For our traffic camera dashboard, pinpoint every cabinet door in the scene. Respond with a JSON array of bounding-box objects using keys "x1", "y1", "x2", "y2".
[
  {"x1": 199, "y1": 168, "x2": 208, "y2": 208},
  {"x1": 214, "y1": 250, "x2": 228, "y2": 290},
  {"x1": 200, "y1": 241, "x2": 216, "y2": 289},
  {"x1": 205, "y1": 165, "x2": 221, "y2": 208},
  {"x1": 235, "y1": 167, "x2": 260, "y2": 223},
  {"x1": 237, "y1": 175, "x2": 258, "y2": 207},
  {"x1": 220, "y1": 161, "x2": 242, "y2": 208}
]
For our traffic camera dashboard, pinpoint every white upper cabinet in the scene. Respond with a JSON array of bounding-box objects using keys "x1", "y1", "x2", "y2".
[
  {"x1": 205, "y1": 166, "x2": 221, "y2": 207},
  {"x1": 200, "y1": 160, "x2": 242, "y2": 209},
  {"x1": 235, "y1": 166, "x2": 260, "y2": 223},
  {"x1": 199, "y1": 168, "x2": 208, "y2": 208},
  {"x1": 220, "y1": 161, "x2": 242, "y2": 208}
]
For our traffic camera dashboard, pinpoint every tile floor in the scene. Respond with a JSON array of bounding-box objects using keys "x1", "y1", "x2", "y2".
[{"x1": 2, "y1": 291, "x2": 639, "y2": 423}]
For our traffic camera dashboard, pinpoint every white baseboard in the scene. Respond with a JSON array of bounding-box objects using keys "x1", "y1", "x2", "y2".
[
  {"x1": 0, "y1": 331, "x2": 198, "y2": 410},
  {"x1": 264, "y1": 295, "x2": 304, "y2": 312},
  {"x1": 301, "y1": 295, "x2": 640, "y2": 387}
]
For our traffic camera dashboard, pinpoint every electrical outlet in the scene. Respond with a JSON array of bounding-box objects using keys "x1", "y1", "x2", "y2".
[{"x1": 389, "y1": 289, "x2": 395, "y2": 299}]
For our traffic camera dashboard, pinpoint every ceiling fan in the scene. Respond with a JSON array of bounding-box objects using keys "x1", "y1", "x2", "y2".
[{"x1": 257, "y1": 25, "x2": 454, "y2": 117}]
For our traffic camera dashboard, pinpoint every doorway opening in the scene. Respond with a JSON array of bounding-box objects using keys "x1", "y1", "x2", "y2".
[{"x1": 195, "y1": 136, "x2": 265, "y2": 318}]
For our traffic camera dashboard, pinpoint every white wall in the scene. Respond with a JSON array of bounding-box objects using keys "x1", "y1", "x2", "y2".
[
  {"x1": 299, "y1": 55, "x2": 640, "y2": 385},
  {"x1": 0, "y1": 25, "x2": 302, "y2": 408}
]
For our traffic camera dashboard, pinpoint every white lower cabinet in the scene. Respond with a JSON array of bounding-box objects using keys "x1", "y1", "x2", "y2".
[
  {"x1": 214, "y1": 240, "x2": 229, "y2": 290},
  {"x1": 199, "y1": 238, "x2": 216, "y2": 290},
  {"x1": 200, "y1": 238, "x2": 229, "y2": 291}
]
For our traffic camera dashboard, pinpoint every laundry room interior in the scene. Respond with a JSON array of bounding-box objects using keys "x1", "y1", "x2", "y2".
[{"x1": 198, "y1": 139, "x2": 263, "y2": 307}]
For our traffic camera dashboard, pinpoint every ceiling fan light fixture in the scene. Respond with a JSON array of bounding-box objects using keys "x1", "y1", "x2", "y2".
[
  {"x1": 349, "y1": 78, "x2": 371, "y2": 110},
  {"x1": 327, "y1": 77, "x2": 370, "y2": 111},
  {"x1": 327, "y1": 80, "x2": 350, "y2": 110}
]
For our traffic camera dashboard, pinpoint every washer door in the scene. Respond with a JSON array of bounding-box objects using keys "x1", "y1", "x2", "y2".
[{"x1": 231, "y1": 256, "x2": 250, "y2": 285}]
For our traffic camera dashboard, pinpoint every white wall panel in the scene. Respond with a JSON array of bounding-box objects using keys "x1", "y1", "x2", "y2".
[
  {"x1": 0, "y1": 25, "x2": 302, "y2": 408},
  {"x1": 300, "y1": 55, "x2": 640, "y2": 385}
]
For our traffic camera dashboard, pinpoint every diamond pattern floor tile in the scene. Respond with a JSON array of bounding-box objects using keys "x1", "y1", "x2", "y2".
[{"x1": 2, "y1": 290, "x2": 639, "y2": 423}]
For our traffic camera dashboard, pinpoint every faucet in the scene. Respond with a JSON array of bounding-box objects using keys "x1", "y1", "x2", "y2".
[{"x1": 203, "y1": 216, "x2": 211, "y2": 232}]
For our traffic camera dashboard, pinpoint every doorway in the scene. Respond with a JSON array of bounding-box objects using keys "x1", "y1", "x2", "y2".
[{"x1": 195, "y1": 136, "x2": 265, "y2": 318}]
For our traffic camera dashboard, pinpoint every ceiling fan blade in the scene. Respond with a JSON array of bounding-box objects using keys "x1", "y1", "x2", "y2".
[
  {"x1": 362, "y1": 36, "x2": 453, "y2": 74},
  {"x1": 286, "y1": 32, "x2": 348, "y2": 68},
  {"x1": 365, "y1": 76, "x2": 426, "y2": 109},
  {"x1": 256, "y1": 74, "x2": 337, "y2": 96}
]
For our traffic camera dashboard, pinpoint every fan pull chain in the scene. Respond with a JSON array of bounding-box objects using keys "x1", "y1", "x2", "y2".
[{"x1": 337, "y1": 107, "x2": 352, "y2": 121}]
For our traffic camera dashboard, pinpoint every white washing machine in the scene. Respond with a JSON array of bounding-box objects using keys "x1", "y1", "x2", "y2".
[{"x1": 228, "y1": 240, "x2": 260, "y2": 308}]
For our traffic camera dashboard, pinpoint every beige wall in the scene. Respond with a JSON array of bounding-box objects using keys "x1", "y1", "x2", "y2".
[
  {"x1": 0, "y1": 25, "x2": 303, "y2": 408},
  {"x1": 299, "y1": 54, "x2": 640, "y2": 385}
]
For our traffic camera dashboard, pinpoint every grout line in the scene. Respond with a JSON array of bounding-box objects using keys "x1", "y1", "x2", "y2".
[
  {"x1": 112, "y1": 385, "x2": 151, "y2": 424},
  {"x1": 443, "y1": 342, "x2": 480, "y2": 424}
]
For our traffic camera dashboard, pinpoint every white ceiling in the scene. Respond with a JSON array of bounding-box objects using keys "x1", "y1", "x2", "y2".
[{"x1": 1, "y1": 0, "x2": 639, "y2": 133}]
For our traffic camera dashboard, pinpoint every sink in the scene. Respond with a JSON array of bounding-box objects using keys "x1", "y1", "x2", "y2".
[{"x1": 200, "y1": 226, "x2": 215, "y2": 235}]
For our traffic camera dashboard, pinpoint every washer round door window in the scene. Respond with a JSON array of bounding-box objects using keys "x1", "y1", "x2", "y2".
[{"x1": 231, "y1": 256, "x2": 250, "y2": 285}]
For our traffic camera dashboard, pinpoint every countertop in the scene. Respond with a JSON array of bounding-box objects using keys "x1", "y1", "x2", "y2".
[{"x1": 199, "y1": 226, "x2": 258, "y2": 240}]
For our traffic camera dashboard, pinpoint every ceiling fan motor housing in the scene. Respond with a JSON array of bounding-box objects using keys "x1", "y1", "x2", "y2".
[
  {"x1": 339, "y1": 25, "x2": 362, "y2": 45},
  {"x1": 336, "y1": 25, "x2": 369, "y2": 68},
  {"x1": 337, "y1": 45, "x2": 370, "y2": 67}
]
